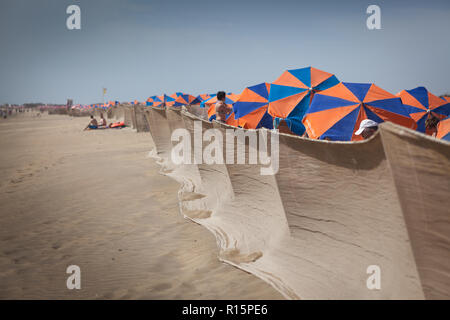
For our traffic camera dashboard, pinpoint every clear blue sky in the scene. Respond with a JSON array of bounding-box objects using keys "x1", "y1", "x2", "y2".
[{"x1": 0, "y1": 0, "x2": 449, "y2": 104}]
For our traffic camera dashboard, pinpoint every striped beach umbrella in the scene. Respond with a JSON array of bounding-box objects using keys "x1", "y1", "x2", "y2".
[
  {"x1": 165, "y1": 92, "x2": 183, "y2": 107},
  {"x1": 233, "y1": 82, "x2": 273, "y2": 129},
  {"x1": 225, "y1": 111, "x2": 239, "y2": 127},
  {"x1": 173, "y1": 94, "x2": 197, "y2": 107},
  {"x1": 303, "y1": 82, "x2": 417, "y2": 141},
  {"x1": 268, "y1": 66, "x2": 340, "y2": 135},
  {"x1": 397, "y1": 87, "x2": 450, "y2": 133},
  {"x1": 191, "y1": 94, "x2": 213, "y2": 105},
  {"x1": 437, "y1": 116, "x2": 450, "y2": 141},
  {"x1": 146, "y1": 96, "x2": 154, "y2": 106},
  {"x1": 152, "y1": 95, "x2": 165, "y2": 107}
]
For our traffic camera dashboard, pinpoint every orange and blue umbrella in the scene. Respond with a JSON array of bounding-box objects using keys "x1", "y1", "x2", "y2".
[
  {"x1": 303, "y1": 82, "x2": 417, "y2": 141},
  {"x1": 437, "y1": 116, "x2": 450, "y2": 141},
  {"x1": 397, "y1": 87, "x2": 450, "y2": 133},
  {"x1": 268, "y1": 66, "x2": 339, "y2": 135},
  {"x1": 165, "y1": 92, "x2": 183, "y2": 107},
  {"x1": 152, "y1": 95, "x2": 165, "y2": 107},
  {"x1": 173, "y1": 94, "x2": 197, "y2": 107},
  {"x1": 192, "y1": 94, "x2": 213, "y2": 105},
  {"x1": 225, "y1": 111, "x2": 239, "y2": 127},
  {"x1": 146, "y1": 96, "x2": 154, "y2": 106},
  {"x1": 233, "y1": 82, "x2": 273, "y2": 129},
  {"x1": 164, "y1": 94, "x2": 175, "y2": 107}
]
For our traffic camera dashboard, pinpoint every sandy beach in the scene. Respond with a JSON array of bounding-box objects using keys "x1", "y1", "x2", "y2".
[{"x1": 0, "y1": 113, "x2": 283, "y2": 299}]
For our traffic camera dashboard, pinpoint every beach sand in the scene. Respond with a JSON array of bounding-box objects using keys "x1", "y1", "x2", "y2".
[{"x1": 0, "y1": 113, "x2": 283, "y2": 299}]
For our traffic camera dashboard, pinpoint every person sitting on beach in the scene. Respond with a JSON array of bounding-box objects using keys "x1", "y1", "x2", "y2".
[
  {"x1": 425, "y1": 113, "x2": 440, "y2": 137},
  {"x1": 84, "y1": 115, "x2": 98, "y2": 130},
  {"x1": 98, "y1": 114, "x2": 107, "y2": 128},
  {"x1": 215, "y1": 91, "x2": 232, "y2": 122},
  {"x1": 355, "y1": 119, "x2": 379, "y2": 139}
]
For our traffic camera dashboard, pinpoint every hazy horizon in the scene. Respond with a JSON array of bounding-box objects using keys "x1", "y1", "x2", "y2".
[{"x1": 1, "y1": 0, "x2": 449, "y2": 105}]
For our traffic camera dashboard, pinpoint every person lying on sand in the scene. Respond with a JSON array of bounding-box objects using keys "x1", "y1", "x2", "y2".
[
  {"x1": 355, "y1": 119, "x2": 379, "y2": 139},
  {"x1": 215, "y1": 91, "x2": 232, "y2": 122},
  {"x1": 84, "y1": 115, "x2": 98, "y2": 130}
]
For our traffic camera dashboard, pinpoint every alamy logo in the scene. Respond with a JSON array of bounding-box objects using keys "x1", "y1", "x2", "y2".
[
  {"x1": 171, "y1": 121, "x2": 279, "y2": 175},
  {"x1": 366, "y1": 5, "x2": 381, "y2": 30},
  {"x1": 66, "y1": 5, "x2": 81, "y2": 30},
  {"x1": 66, "y1": 265, "x2": 81, "y2": 290},
  {"x1": 366, "y1": 265, "x2": 381, "y2": 290}
]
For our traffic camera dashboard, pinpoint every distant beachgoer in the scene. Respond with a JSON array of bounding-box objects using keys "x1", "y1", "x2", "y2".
[
  {"x1": 215, "y1": 91, "x2": 231, "y2": 122},
  {"x1": 425, "y1": 113, "x2": 440, "y2": 137},
  {"x1": 84, "y1": 115, "x2": 98, "y2": 130},
  {"x1": 355, "y1": 119, "x2": 379, "y2": 139},
  {"x1": 98, "y1": 113, "x2": 107, "y2": 127}
]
